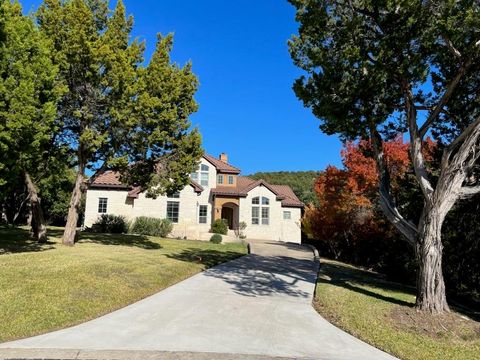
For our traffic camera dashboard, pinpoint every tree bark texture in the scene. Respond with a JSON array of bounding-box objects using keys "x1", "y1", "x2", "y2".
[
  {"x1": 415, "y1": 207, "x2": 450, "y2": 313},
  {"x1": 24, "y1": 172, "x2": 48, "y2": 244},
  {"x1": 62, "y1": 169, "x2": 84, "y2": 246}
]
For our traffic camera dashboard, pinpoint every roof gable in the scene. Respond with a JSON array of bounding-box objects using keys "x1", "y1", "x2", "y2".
[
  {"x1": 203, "y1": 154, "x2": 241, "y2": 174},
  {"x1": 211, "y1": 176, "x2": 304, "y2": 208}
]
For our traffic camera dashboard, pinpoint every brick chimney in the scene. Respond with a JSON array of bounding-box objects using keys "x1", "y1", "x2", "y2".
[{"x1": 219, "y1": 153, "x2": 228, "y2": 163}]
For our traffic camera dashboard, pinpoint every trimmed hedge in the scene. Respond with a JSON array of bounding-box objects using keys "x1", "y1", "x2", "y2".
[
  {"x1": 93, "y1": 214, "x2": 128, "y2": 234},
  {"x1": 129, "y1": 217, "x2": 173, "y2": 238},
  {"x1": 210, "y1": 234, "x2": 223, "y2": 244}
]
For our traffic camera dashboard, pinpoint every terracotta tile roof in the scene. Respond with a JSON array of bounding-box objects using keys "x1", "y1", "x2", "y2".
[
  {"x1": 270, "y1": 184, "x2": 305, "y2": 208},
  {"x1": 90, "y1": 171, "x2": 204, "y2": 195},
  {"x1": 91, "y1": 171, "x2": 130, "y2": 189},
  {"x1": 212, "y1": 176, "x2": 304, "y2": 208},
  {"x1": 190, "y1": 180, "x2": 204, "y2": 193},
  {"x1": 203, "y1": 154, "x2": 241, "y2": 174}
]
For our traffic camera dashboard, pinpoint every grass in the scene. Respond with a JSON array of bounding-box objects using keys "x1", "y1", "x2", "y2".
[
  {"x1": 315, "y1": 259, "x2": 480, "y2": 360},
  {"x1": 0, "y1": 227, "x2": 247, "y2": 343}
]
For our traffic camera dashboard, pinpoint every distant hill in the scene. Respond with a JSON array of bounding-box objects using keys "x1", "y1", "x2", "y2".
[{"x1": 248, "y1": 171, "x2": 321, "y2": 206}]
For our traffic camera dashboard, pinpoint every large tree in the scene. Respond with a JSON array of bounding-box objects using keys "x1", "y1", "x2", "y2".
[
  {"x1": 37, "y1": 0, "x2": 202, "y2": 245},
  {"x1": 289, "y1": 0, "x2": 480, "y2": 313},
  {"x1": 0, "y1": 0, "x2": 63, "y2": 242}
]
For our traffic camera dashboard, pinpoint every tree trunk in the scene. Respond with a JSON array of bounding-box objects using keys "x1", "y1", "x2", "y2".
[
  {"x1": 415, "y1": 208, "x2": 450, "y2": 313},
  {"x1": 62, "y1": 169, "x2": 84, "y2": 246},
  {"x1": 24, "y1": 172, "x2": 48, "y2": 244}
]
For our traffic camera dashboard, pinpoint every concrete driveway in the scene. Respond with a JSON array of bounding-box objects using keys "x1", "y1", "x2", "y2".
[{"x1": 0, "y1": 241, "x2": 396, "y2": 360}]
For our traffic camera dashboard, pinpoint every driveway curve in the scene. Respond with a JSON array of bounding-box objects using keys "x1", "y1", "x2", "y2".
[{"x1": 0, "y1": 241, "x2": 396, "y2": 360}]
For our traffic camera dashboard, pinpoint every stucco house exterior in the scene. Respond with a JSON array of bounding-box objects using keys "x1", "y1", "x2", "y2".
[{"x1": 84, "y1": 153, "x2": 304, "y2": 243}]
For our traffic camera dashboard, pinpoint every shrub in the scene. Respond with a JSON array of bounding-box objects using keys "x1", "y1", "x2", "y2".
[
  {"x1": 129, "y1": 217, "x2": 173, "y2": 237},
  {"x1": 211, "y1": 219, "x2": 228, "y2": 235},
  {"x1": 210, "y1": 234, "x2": 222, "y2": 244},
  {"x1": 93, "y1": 214, "x2": 128, "y2": 234},
  {"x1": 234, "y1": 221, "x2": 247, "y2": 239}
]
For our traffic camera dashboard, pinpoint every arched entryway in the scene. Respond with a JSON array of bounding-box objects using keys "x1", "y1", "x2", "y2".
[{"x1": 221, "y1": 202, "x2": 239, "y2": 230}]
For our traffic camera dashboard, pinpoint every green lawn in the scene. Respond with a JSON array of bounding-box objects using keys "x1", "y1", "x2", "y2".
[
  {"x1": 0, "y1": 227, "x2": 247, "y2": 343},
  {"x1": 315, "y1": 259, "x2": 480, "y2": 360}
]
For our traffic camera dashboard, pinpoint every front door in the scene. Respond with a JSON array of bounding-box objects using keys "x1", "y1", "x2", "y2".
[{"x1": 221, "y1": 207, "x2": 234, "y2": 230}]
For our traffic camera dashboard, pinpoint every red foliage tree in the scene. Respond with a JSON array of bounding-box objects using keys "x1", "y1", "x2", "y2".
[{"x1": 303, "y1": 137, "x2": 416, "y2": 260}]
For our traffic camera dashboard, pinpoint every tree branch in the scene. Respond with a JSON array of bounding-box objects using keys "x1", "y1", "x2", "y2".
[
  {"x1": 441, "y1": 35, "x2": 462, "y2": 58},
  {"x1": 443, "y1": 116, "x2": 480, "y2": 167},
  {"x1": 399, "y1": 77, "x2": 435, "y2": 201},
  {"x1": 370, "y1": 126, "x2": 417, "y2": 246},
  {"x1": 460, "y1": 185, "x2": 480, "y2": 197},
  {"x1": 419, "y1": 58, "x2": 472, "y2": 138}
]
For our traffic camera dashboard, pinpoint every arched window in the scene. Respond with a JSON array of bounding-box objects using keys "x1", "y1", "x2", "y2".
[
  {"x1": 191, "y1": 164, "x2": 210, "y2": 187},
  {"x1": 252, "y1": 197, "x2": 269, "y2": 225},
  {"x1": 200, "y1": 165, "x2": 209, "y2": 186}
]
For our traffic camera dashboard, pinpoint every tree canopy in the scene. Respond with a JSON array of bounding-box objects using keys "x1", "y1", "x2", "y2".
[
  {"x1": 0, "y1": 0, "x2": 65, "y2": 241},
  {"x1": 289, "y1": 0, "x2": 480, "y2": 313},
  {"x1": 36, "y1": 0, "x2": 202, "y2": 244}
]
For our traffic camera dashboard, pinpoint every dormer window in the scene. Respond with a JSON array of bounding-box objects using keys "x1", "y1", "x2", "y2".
[
  {"x1": 228, "y1": 175, "x2": 234, "y2": 185},
  {"x1": 218, "y1": 174, "x2": 224, "y2": 185}
]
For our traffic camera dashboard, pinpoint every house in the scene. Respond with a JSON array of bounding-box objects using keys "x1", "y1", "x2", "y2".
[{"x1": 84, "y1": 153, "x2": 304, "y2": 243}]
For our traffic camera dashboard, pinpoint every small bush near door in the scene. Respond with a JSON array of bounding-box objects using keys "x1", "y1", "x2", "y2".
[
  {"x1": 211, "y1": 219, "x2": 228, "y2": 235},
  {"x1": 210, "y1": 234, "x2": 223, "y2": 244},
  {"x1": 129, "y1": 217, "x2": 173, "y2": 238},
  {"x1": 92, "y1": 215, "x2": 128, "y2": 234}
]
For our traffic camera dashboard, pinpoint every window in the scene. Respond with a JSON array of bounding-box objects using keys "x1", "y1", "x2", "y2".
[
  {"x1": 200, "y1": 173, "x2": 209, "y2": 187},
  {"x1": 262, "y1": 207, "x2": 270, "y2": 225},
  {"x1": 98, "y1": 198, "x2": 108, "y2": 214},
  {"x1": 252, "y1": 197, "x2": 270, "y2": 225},
  {"x1": 191, "y1": 164, "x2": 209, "y2": 186},
  {"x1": 228, "y1": 175, "x2": 234, "y2": 185},
  {"x1": 252, "y1": 207, "x2": 260, "y2": 225},
  {"x1": 283, "y1": 211, "x2": 291, "y2": 220},
  {"x1": 167, "y1": 201, "x2": 179, "y2": 223},
  {"x1": 191, "y1": 172, "x2": 198, "y2": 182},
  {"x1": 167, "y1": 192, "x2": 180, "y2": 198},
  {"x1": 199, "y1": 205, "x2": 208, "y2": 224},
  {"x1": 217, "y1": 175, "x2": 224, "y2": 185},
  {"x1": 200, "y1": 164, "x2": 209, "y2": 187}
]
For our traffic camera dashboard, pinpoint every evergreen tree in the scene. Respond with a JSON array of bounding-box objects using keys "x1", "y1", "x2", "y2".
[
  {"x1": 0, "y1": 0, "x2": 63, "y2": 242},
  {"x1": 289, "y1": 0, "x2": 480, "y2": 313},
  {"x1": 37, "y1": 0, "x2": 202, "y2": 245}
]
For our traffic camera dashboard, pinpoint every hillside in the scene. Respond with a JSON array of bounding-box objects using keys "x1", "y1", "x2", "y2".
[{"x1": 248, "y1": 171, "x2": 320, "y2": 205}]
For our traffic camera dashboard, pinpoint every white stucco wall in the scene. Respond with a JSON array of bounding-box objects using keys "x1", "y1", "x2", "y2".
[
  {"x1": 84, "y1": 158, "x2": 216, "y2": 239},
  {"x1": 83, "y1": 158, "x2": 302, "y2": 243},
  {"x1": 239, "y1": 185, "x2": 302, "y2": 243},
  {"x1": 84, "y1": 189, "x2": 134, "y2": 228}
]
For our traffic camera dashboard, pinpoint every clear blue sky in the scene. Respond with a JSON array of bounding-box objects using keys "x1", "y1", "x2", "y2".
[{"x1": 21, "y1": 0, "x2": 343, "y2": 174}]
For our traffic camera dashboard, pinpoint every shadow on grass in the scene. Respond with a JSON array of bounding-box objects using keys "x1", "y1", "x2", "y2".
[
  {"x1": 0, "y1": 227, "x2": 56, "y2": 255},
  {"x1": 166, "y1": 248, "x2": 244, "y2": 268},
  {"x1": 319, "y1": 261, "x2": 415, "y2": 308},
  {"x1": 77, "y1": 232, "x2": 162, "y2": 250},
  {"x1": 0, "y1": 227, "x2": 162, "y2": 253},
  {"x1": 320, "y1": 260, "x2": 480, "y2": 321}
]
